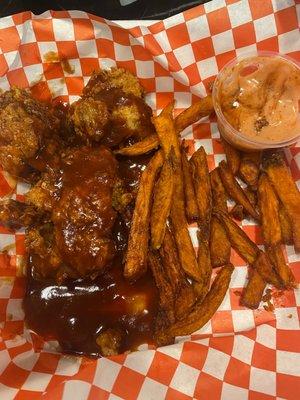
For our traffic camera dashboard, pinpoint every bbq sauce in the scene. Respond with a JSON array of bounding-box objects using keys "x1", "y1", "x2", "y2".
[{"x1": 23, "y1": 154, "x2": 159, "y2": 357}]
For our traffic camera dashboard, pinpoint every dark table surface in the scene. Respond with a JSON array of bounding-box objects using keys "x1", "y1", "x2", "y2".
[{"x1": 1, "y1": 0, "x2": 209, "y2": 20}]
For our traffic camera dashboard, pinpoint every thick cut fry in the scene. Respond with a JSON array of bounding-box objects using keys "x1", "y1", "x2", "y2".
[
  {"x1": 241, "y1": 269, "x2": 266, "y2": 309},
  {"x1": 210, "y1": 216, "x2": 231, "y2": 267},
  {"x1": 153, "y1": 113, "x2": 200, "y2": 281},
  {"x1": 263, "y1": 152, "x2": 300, "y2": 251},
  {"x1": 124, "y1": 151, "x2": 163, "y2": 281},
  {"x1": 148, "y1": 251, "x2": 175, "y2": 324},
  {"x1": 196, "y1": 231, "x2": 212, "y2": 302},
  {"x1": 245, "y1": 187, "x2": 257, "y2": 207},
  {"x1": 115, "y1": 134, "x2": 159, "y2": 156},
  {"x1": 253, "y1": 251, "x2": 282, "y2": 288},
  {"x1": 219, "y1": 160, "x2": 259, "y2": 220},
  {"x1": 157, "y1": 264, "x2": 234, "y2": 341},
  {"x1": 258, "y1": 173, "x2": 281, "y2": 246},
  {"x1": 221, "y1": 138, "x2": 241, "y2": 175},
  {"x1": 175, "y1": 95, "x2": 214, "y2": 132},
  {"x1": 151, "y1": 159, "x2": 174, "y2": 249},
  {"x1": 190, "y1": 147, "x2": 212, "y2": 237},
  {"x1": 279, "y1": 205, "x2": 293, "y2": 245},
  {"x1": 160, "y1": 227, "x2": 196, "y2": 320},
  {"x1": 267, "y1": 245, "x2": 295, "y2": 288},
  {"x1": 214, "y1": 210, "x2": 258, "y2": 264},
  {"x1": 239, "y1": 152, "x2": 261, "y2": 190},
  {"x1": 210, "y1": 168, "x2": 227, "y2": 212},
  {"x1": 230, "y1": 204, "x2": 244, "y2": 221},
  {"x1": 181, "y1": 149, "x2": 199, "y2": 222}
]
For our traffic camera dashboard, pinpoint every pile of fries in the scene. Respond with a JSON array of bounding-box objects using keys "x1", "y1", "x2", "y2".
[{"x1": 118, "y1": 94, "x2": 300, "y2": 346}]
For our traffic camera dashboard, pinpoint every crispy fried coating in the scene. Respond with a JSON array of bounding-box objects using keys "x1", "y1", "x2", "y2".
[
  {"x1": 0, "y1": 88, "x2": 60, "y2": 176},
  {"x1": 258, "y1": 173, "x2": 281, "y2": 246},
  {"x1": 239, "y1": 152, "x2": 261, "y2": 190},
  {"x1": 69, "y1": 98, "x2": 109, "y2": 142},
  {"x1": 241, "y1": 269, "x2": 266, "y2": 309},
  {"x1": 156, "y1": 263, "x2": 233, "y2": 343},
  {"x1": 219, "y1": 160, "x2": 259, "y2": 220},
  {"x1": 153, "y1": 111, "x2": 200, "y2": 282},
  {"x1": 214, "y1": 210, "x2": 258, "y2": 264},
  {"x1": 124, "y1": 151, "x2": 163, "y2": 281},
  {"x1": 181, "y1": 149, "x2": 199, "y2": 222},
  {"x1": 267, "y1": 245, "x2": 295, "y2": 288},
  {"x1": 151, "y1": 158, "x2": 174, "y2": 249},
  {"x1": 25, "y1": 171, "x2": 57, "y2": 212},
  {"x1": 0, "y1": 199, "x2": 37, "y2": 230},
  {"x1": 83, "y1": 67, "x2": 144, "y2": 98},
  {"x1": 221, "y1": 138, "x2": 241, "y2": 175},
  {"x1": 263, "y1": 152, "x2": 300, "y2": 251},
  {"x1": 96, "y1": 328, "x2": 124, "y2": 356}
]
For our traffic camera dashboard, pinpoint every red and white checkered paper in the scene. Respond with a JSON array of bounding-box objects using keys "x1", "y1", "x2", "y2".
[{"x1": 0, "y1": 0, "x2": 299, "y2": 399}]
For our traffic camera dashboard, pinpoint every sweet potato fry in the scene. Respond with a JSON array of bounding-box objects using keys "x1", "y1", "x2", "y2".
[
  {"x1": 258, "y1": 173, "x2": 281, "y2": 246},
  {"x1": 230, "y1": 204, "x2": 244, "y2": 221},
  {"x1": 148, "y1": 251, "x2": 175, "y2": 324},
  {"x1": 115, "y1": 134, "x2": 160, "y2": 156},
  {"x1": 209, "y1": 168, "x2": 231, "y2": 267},
  {"x1": 214, "y1": 210, "x2": 258, "y2": 264},
  {"x1": 245, "y1": 187, "x2": 257, "y2": 207},
  {"x1": 160, "y1": 227, "x2": 196, "y2": 320},
  {"x1": 190, "y1": 146, "x2": 212, "y2": 236},
  {"x1": 151, "y1": 158, "x2": 174, "y2": 249},
  {"x1": 157, "y1": 263, "x2": 234, "y2": 340},
  {"x1": 267, "y1": 244, "x2": 295, "y2": 288},
  {"x1": 210, "y1": 216, "x2": 231, "y2": 267},
  {"x1": 181, "y1": 149, "x2": 199, "y2": 222},
  {"x1": 210, "y1": 167, "x2": 227, "y2": 212},
  {"x1": 221, "y1": 138, "x2": 241, "y2": 175},
  {"x1": 253, "y1": 250, "x2": 282, "y2": 288},
  {"x1": 279, "y1": 205, "x2": 293, "y2": 245},
  {"x1": 239, "y1": 152, "x2": 261, "y2": 190},
  {"x1": 219, "y1": 160, "x2": 259, "y2": 220},
  {"x1": 124, "y1": 150, "x2": 163, "y2": 281},
  {"x1": 153, "y1": 112, "x2": 200, "y2": 281},
  {"x1": 174, "y1": 95, "x2": 214, "y2": 132},
  {"x1": 241, "y1": 269, "x2": 266, "y2": 309},
  {"x1": 263, "y1": 152, "x2": 300, "y2": 251},
  {"x1": 196, "y1": 230, "x2": 212, "y2": 302}
]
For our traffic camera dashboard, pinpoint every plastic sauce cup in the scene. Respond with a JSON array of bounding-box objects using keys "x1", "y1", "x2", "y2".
[{"x1": 212, "y1": 51, "x2": 300, "y2": 151}]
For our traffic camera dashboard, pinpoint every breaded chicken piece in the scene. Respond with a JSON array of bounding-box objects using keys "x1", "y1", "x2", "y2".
[
  {"x1": 25, "y1": 171, "x2": 58, "y2": 212},
  {"x1": 83, "y1": 67, "x2": 144, "y2": 99},
  {"x1": 0, "y1": 199, "x2": 37, "y2": 230},
  {"x1": 0, "y1": 88, "x2": 60, "y2": 177},
  {"x1": 69, "y1": 98, "x2": 110, "y2": 142}
]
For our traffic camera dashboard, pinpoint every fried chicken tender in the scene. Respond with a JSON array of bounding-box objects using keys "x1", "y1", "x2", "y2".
[
  {"x1": 0, "y1": 88, "x2": 60, "y2": 176},
  {"x1": 83, "y1": 67, "x2": 144, "y2": 99}
]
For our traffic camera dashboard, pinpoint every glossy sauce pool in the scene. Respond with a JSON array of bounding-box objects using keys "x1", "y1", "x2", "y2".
[{"x1": 23, "y1": 153, "x2": 159, "y2": 357}]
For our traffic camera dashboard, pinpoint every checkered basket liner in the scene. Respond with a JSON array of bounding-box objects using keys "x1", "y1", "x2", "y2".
[{"x1": 0, "y1": 0, "x2": 299, "y2": 399}]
